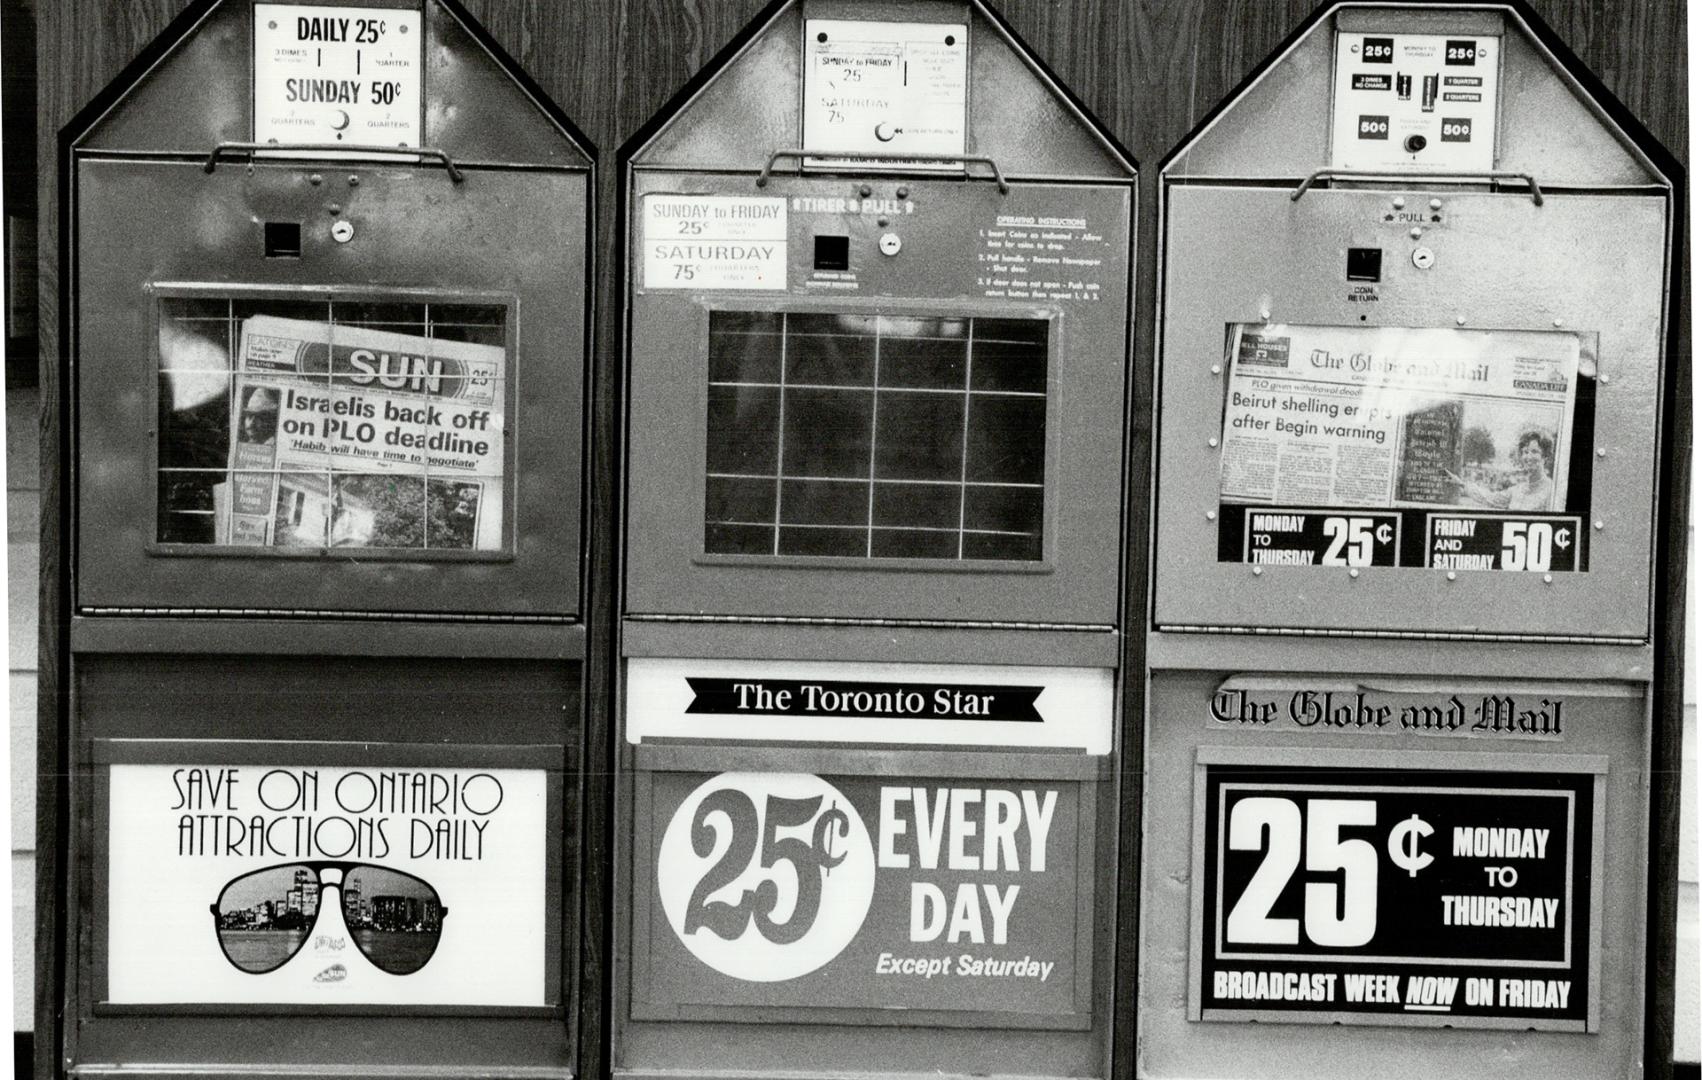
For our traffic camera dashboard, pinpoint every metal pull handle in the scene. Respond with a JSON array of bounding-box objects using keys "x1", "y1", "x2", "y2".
[
  {"x1": 1290, "y1": 167, "x2": 1543, "y2": 206},
  {"x1": 202, "y1": 142, "x2": 465, "y2": 184},
  {"x1": 755, "y1": 148, "x2": 1010, "y2": 194}
]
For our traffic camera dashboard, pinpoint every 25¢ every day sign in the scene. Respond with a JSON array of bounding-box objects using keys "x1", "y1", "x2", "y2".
[{"x1": 644, "y1": 770, "x2": 1092, "y2": 1019}]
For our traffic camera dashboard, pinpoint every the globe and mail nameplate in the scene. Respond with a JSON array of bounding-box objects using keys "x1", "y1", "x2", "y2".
[
  {"x1": 630, "y1": 752, "x2": 1098, "y2": 1027},
  {"x1": 1425, "y1": 513, "x2": 1586, "y2": 572},
  {"x1": 1190, "y1": 748, "x2": 1604, "y2": 1031},
  {"x1": 1240, "y1": 509, "x2": 1400, "y2": 567}
]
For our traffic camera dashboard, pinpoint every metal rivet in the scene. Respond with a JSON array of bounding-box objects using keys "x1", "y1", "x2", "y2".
[
  {"x1": 1543, "y1": 574, "x2": 1554, "y2": 584},
  {"x1": 859, "y1": 184, "x2": 873, "y2": 197},
  {"x1": 1260, "y1": 309, "x2": 1271, "y2": 322},
  {"x1": 1552, "y1": 318, "x2": 1563, "y2": 327},
  {"x1": 309, "y1": 173, "x2": 323, "y2": 186},
  {"x1": 1210, "y1": 364, "x2": 1222, "y2": 375},
  {"x1": 1446, "y1": 571, "x2": 1457, "y2": 581},
  {"x1": 327, "y1": 203, "x2": 342, "y2": 215},
  {"x1": 1598, "y1": 374, "x2": 1610, "y2": 386},
  {"x1": 1455, "y1": 315, "x2": 1467, "y2": 325},
  {"x1": 877, "y1": 217, "x2": 889, "y2": 227},
  {"x1": 1349, "y1": 568, "x2": 1360, "y2": 579},
  {"x1": 1252, "y1": 566, "x2": 1263, "y2": 576},
  {"x1": 1409, "y1": 226, "x2": 1423, "y2": 239},
  {"x1": 1429, "y1": 198, "x2": 1442, "y2": 210},
  {"x1": 1393, "y1": 197, "x2": 1406, "y2": 209},
  {"x1": 1207, "y1": 437, "x2": 1219, "y2": 448},
  {"x1": 1596, "y1": 447, "x2": 1607, "y2": 458},
  {"x1": 1206, "y1": 510, "x2": 1217, "y2": 521},
  {"x1": 1594, "y1": 520, "x2": 1605, "y2": 530},
  {"x1": 348, "y1": 175, "x2": 360, "y2": 187}
]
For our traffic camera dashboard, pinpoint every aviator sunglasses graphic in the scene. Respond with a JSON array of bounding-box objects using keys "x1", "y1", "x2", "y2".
[{"x1": 210, "y1": 862, "x2": 449, "y2": 976}]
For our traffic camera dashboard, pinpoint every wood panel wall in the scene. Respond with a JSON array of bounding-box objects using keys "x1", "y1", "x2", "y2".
[{"x1": 31, "y1": 1, "x2": 1690, "y2": 1077}]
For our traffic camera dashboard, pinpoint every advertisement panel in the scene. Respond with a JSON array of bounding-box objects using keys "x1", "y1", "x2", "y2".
[
  {"x1": 633, "y1": 763, "x2": 1097, "y2": 1026},
  {"x1": 1190, "y1": 749, "x2": 1603, "y2": 1030},
  {"x1": 106, "y1": 763, "x2": 549, "y2": 1006}
]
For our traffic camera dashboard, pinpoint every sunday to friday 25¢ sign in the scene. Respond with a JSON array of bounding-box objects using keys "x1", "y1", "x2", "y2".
[{"x1": 643, "y1": 195, "x2": 789, "y2": 290}]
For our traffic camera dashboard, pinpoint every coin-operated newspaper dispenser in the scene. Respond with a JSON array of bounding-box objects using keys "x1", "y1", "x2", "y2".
[
  {"x1": 616, "y1": 2, "x2": 1135, "y2": 1078},
  {"x1": 50, "y1": 2, "x2": 593, "y2": 1078},
  {"x1": 1143, "y1": 3, "x2": 1680, "y2": 1078}
]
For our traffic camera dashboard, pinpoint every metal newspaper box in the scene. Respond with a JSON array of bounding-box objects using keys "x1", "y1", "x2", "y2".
[
  {"x1": 617, "y1": 2, "x2": 1135, "y2": 1079},
  {"x1": 1142, "y1": 4, "x2": 1679, "y2": 1080},
  {"x1": 52, "y1": 2, "x2": 594, "y2": 1078}
]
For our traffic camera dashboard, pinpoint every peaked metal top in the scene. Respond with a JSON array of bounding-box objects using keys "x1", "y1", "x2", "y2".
[
  {"x1": 624, "y1": 0, "x2": 1135, "y2": 181},
  {"x1": 1163, "y1": 1, "x2": 1672, "y2": 190},
  {"x1": 68, "y1": 0, "x2": 593, "y2": 170}
]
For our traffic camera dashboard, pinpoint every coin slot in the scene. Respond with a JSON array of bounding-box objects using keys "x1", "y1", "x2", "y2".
[
  {"x1": 263, "y1": 222, "x2": 302, "y2": 258},
  {"x1": 814, "y1": 235, "x2": 850, "y2": 271}
]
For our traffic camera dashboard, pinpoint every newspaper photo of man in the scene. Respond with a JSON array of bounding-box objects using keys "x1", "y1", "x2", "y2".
[{"x1": 238, "y1": 385, "x2": 280, "y2": 446}]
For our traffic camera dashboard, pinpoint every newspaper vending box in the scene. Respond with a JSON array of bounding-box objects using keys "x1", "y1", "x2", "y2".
[
  {"x1": 48, "y1": 2, "x2": 595, "y2": 1078},
  {"x1": 1142, "y1": 4, "x2": 1680, "y2": 1079},
  {"x1": 616, "y1": 2, "x2": 1136, "y2": 1079}
]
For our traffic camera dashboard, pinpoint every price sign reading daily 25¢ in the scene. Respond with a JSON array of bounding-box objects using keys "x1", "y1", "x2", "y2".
[
  {"x1": 1191, "y1": 752, "x2": 1603, "y2": 1031},
  {"x1": 253, "y1": 5, "x2": 423, "y2": 146}
]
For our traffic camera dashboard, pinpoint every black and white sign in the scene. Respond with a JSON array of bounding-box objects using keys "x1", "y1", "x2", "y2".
[
  {"x1": 253, "y1": 4, "x2": 422, "y2": 146},
  {"x1": 1240, "y1": 509, "x2": 1400, "y2": 567},
  {"x1": 626, "y1": 659, "x2": 1112, "y2": 751},
  {"x1": 1426, "y1": 513, "x2": 1585, "y2": 572},
  {"x1": 1192, "y1": 751, "x2": 1602, "y2": 1030}
]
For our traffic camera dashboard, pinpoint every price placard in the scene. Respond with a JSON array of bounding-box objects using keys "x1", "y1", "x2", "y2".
[
  {"x1": 1330, "y1": 31, "x2": 1499, "y2": 170},
  {"x1": 802, "y1": 19, "x2": 968, "y2": 169},
  {"x1": 1191, "y1": 750, "x2": 1602, "y2": 1030},
  {"x1": 1425, "y1": 513, "x2": 1584, "y2": 572},
  {"x1": 1241, "y1": 509, "x2": 1400, "y2": 567},
  {"x1": 253, "y1": 5, "x2": 423, "y2": 146},
  {"x1": 641, "y1": 195, "x2": 788, "y2": 291},
  {"x1": 636, "y1": 767, "x2": 1094, "y2": 1024}
]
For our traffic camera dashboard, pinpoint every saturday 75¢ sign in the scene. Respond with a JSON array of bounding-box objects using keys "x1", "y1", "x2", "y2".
[
  {"x1": 1191, "y1": 752, "x2": 1602, "y2": 1030},
  {"x1": 635, "y1": 768, "x2": 1096, "y2": 1024}
]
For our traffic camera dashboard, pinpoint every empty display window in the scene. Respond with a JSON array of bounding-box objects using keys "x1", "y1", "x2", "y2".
[
  {"x1": 156, "y1": 296, "x2": 509, "y2": 552},
  {"x1": 704, "y1": 311, "x2": 1048, "y2": 562}
]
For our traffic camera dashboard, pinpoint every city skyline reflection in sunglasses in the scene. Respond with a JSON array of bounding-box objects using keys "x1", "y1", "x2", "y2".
[{"x1": 210, "y1": 862, "x2": 448, "y2": 976}]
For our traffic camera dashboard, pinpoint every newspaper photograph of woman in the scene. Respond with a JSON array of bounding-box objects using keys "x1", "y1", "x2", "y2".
[{"x1": 1448, "y1": 428, "x2": 1557, "y2": 512}]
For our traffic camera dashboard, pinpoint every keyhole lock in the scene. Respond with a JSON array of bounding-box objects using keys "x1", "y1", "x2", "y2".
[
  {"x1": 1411, "y1": 246, "x2": 1435, "y2": 269},
  {"x1": 878, "y1": 232, "x2": 902, "y2": 256},
  {"x1": 331, "y1": 220, "x2": 355, "y2": 243}
]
